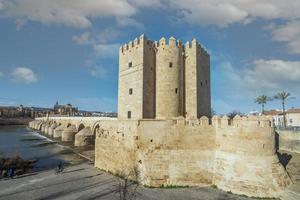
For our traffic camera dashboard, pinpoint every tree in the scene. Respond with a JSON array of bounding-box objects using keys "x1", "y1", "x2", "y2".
[
  {"x1": 227, "y1": 110, "x2": 244, "y2": 120},
  {"x1": 255, "y1": 95, "x2": 271, "y2": 114},
  {"x1": 274, "y1": 91, "x2": 291, "y2": 127}
]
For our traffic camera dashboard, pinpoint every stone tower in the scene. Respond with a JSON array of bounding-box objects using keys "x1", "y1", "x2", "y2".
[
  {"x1": 118, "y1": 34, "x2": 211, "y2": 119},
  {"x1": 118, "y1": 34, "x2": 155, "y2": 119},
  {"x1": 155, "y1": 37, "x2": 184, "y2": 118},
  {"x1": 185, "y1": 39, "x2": 211, "y2": 118}
]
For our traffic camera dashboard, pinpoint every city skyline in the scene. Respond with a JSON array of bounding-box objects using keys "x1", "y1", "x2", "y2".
[{"x1": 0, "y1": 1, "x2": 299, "y2": 114}]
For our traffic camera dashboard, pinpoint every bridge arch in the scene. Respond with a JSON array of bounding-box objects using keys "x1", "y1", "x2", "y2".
[
  {"x1": 91, "y1": 121, "x2": 102, "y2": 137},
  {"x1": 77, "y1": 123, "x2": 85, "y2": 132}
]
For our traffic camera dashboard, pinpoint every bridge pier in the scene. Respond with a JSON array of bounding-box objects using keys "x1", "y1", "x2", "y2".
[
  {"x1": 44, "y1": 123, "x2": 50, "y2": 135},
  {"x1": 48, "y1": 123, "x2": 57, "y2": 137},
  {"x1": 41, "y1": 123, "x2": 46, "y2": 132},
  {"x1": 62, "y1": 125, "x2": 77, "y2": 142},
  {"x1": 53, "y1": 125, "x2": 65, "y2": 138},
  {"x1": 75, "y1": 127, "x2": 94, "y2": 147}
]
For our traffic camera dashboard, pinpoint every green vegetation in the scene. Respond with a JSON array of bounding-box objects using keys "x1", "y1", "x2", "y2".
[
  {"x1": 255, "y1": 95, "x2": 271, "y2": 114},
  {"x1": 274, "y1": 91, "x2": 293, "y2": 127},
  {"x1": 160, "y1": 184, "x2": 189, "y2": 189}
]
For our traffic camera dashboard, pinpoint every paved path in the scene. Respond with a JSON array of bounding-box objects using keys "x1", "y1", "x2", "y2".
[{"x1": 0, "y1": 162, "x2": 261, "y2": 200}]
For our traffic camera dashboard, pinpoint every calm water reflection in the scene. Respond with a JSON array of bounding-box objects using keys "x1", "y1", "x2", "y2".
[{"x1": 0, "y1": 126, "x2": 82, "y2": 170}]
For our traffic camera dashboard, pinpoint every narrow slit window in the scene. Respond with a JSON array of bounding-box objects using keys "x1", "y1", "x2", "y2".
[
  {"x1": 201, "y1": 82, "x2": 203, "y2": 86},
  {"x1": 127, "y1": 111, "x2": 131, "y2": 119},
  {"x1": 128, "y1": 62, "x2": 132, "y2": 68},
  {"x1": 175, "y1": 88, "x2": 178, "y2": 94},
  {"x1": 129, "y1": 88, "x2": 133, "y2": 95},
  {"x1": 169, "y1": 62, "x2": 173, "y2": 68}
]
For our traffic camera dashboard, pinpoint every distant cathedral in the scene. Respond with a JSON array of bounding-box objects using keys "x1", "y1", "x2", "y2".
[
  {"x1": 118, "y1": 34, "x2": 211, "y2": 119},
  {"x1": 54, "y1": 101, "x2": 78, "y2": 116}
]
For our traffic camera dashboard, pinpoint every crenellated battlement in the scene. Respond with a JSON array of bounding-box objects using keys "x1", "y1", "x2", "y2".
[
  {"x1": 184, "y1": 38, "x2": 209, "y2": 55},
  {"x1": 211, "y1": 115, "x2": 273, "y2": 128},
  {"x1": 120, "y1": 34, "x2": 209, "y2": 56},
  {"x1": 173, "y1": 115, "x2": 273, "y2": 129},
  {"x1": 154, "y1": 36, "x2": 183, "y2": 49},
  {"x1": 120, "y1": 34, "x2": 151, "y2": 53}
]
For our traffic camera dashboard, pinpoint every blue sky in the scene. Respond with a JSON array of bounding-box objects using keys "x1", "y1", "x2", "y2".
[{"x1": 0, "y1": 0, "x2": 299, "y2": 114}]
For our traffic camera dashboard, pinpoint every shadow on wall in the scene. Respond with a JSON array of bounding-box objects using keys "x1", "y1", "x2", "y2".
[
  {"x1": 277, "y1": 152, "x2": 292, "y2": 168},
  {"x1": 275, "y1": 131, "x2": 279, "y2": 152},
  {"x1": 275, "y1": 130, "x2": 292, "y2": 168}
]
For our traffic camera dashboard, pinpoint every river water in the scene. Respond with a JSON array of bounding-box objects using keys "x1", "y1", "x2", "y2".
[{"x1": 0, "y1": 125, "x2": 83, "y2": 170}]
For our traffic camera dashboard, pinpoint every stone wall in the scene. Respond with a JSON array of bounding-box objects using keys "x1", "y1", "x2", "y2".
[
  {"x1": 91, "y1": 116, "x2": 291, "y2": 198},
  {"x1": 31, "y1": 116, "x2": 291, "y2": 198},
  {"x1": 213, "y1": 116, "x2": 291, "y2": 198},
  {"x1": 137, "y1": 118, "x2": 215, "y2": 187},
  {"x1": 94, "y1": 120, "x2": 139, "y2": 177},
  {"x1": 278, "y1": 129, "x2": 300, "y2": 153}
]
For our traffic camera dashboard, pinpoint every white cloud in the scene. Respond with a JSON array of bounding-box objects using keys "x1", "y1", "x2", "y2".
[
  {"x1": 116, "y1": 17, "x2": 144, "y2": 30},
  {"x1": 218, "y1": 59, "x2": 300, "y2": 98},
  {"x1": 170, "y1": 0, "x2": 300, "y2": 27},
  {"x1": 271, "y1": 20, "x2": 300, "y2": 54},
  {"x1": 72, "y1": 30, "x2": 120, "y2": 78},
  {"x1": 93, "y1": 43, "x2": 120, "y2": 59},
  {"x1": 72, "y1": 32, "x2": 94, "y2": 45},
  {"x1": 11, "y1": 67, "x2": 38, "y2": 84},
  {"x1": 88, "y1": 66, "x2": 108, "y2": 79},
  {"x1": 128, "y1": 0, "x2": 162, "y2": 8},
  {"x1": 96, "y1": 28, "x2": 122, "y2": 44},
  {"x1": 0, "y1": 71, "x2": 3, "y2": 77},
  {"x1": 0, "y1": 0, "x2": 137, "y2": 28}
]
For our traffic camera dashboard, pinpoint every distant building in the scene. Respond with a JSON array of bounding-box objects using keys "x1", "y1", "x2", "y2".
[
  {"x1": 286, "y1": 108, "x2": 300, "y2": 127},
  {"x1": 264, "y1": 109, "x2": 283, "y2": 127},
  {"x1": 264, "y1": 108, "x2": 300, "y2": 127},
  {"x1": 0, "y1": 105, "x2": 51, "y2": 118},
  {"x1": 53, "y1": 101, "x2": 78, "y2": 116}
]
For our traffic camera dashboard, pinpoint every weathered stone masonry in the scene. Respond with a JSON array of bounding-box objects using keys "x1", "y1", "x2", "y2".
[
  {"x1": 118, "y1": 35, "x2": 211, "y2": 119},
  {"x1": 29, "y1": 35, "x2": 292, "y2": 198}
]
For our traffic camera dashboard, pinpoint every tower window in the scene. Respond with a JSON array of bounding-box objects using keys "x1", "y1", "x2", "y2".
[
  {"x1": 127, "y1": 111, "x2": 131, "y2": 119},
  {"x1": 129, "y1": 88, "x2": 133, "y2": 95},
  {"x1": 206, "y1": 80, "x2": 208, "y2": 85},
  {"x1": 128, "y1": 62, "x2": 132, "y2": 68},
  {"x1": 169, "y1": 62, "x2": 173, "y2": 68},
  {"x1": 175, "y1": 88, "x2": 178, "y2": 94},
  {"x1": 201, "y1": 82, "x2": 203, "y2": 86}
]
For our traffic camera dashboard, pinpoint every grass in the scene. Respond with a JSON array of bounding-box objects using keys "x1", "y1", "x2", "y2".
[{"x1": 160, "y1": 184, "x2": 189, "y2": 189}]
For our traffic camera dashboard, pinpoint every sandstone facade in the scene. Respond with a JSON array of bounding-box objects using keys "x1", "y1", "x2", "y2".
[
  {"x1": 118, "y1": 35, "x2": 211, "y2": 119},
  {"x1": 29, "y1": 115, "x2": 291, "y2": 198},
  {"x1": 27, "y1": 35, "x2": 292, "y2": 198}
]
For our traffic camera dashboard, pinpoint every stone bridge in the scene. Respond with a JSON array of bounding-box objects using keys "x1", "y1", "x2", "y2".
[{"x1": 28, "y1": 117, "x2": 117, "y2": 146}]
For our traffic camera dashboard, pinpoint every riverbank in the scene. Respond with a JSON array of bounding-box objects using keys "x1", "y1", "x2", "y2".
[{"x1": 0, "y1": 118, "x2": 33, "y2": 125}]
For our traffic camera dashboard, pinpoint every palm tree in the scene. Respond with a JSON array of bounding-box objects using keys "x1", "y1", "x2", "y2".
[
  {"x1": 274, "y1": 91, "x2": 291, "y2": 127},
  {"x1": 255, "y1": 95, "x2": 270, "y2": 114}
]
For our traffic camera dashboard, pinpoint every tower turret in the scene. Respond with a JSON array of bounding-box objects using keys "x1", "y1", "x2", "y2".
[{"x1": 155, "y1": 37, "x2": 184, "y2": 118}]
